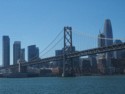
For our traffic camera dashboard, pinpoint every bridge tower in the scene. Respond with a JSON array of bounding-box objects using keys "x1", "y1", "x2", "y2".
[{"x1": 62, "y1": 26, "x2": 74, "y2": 77}]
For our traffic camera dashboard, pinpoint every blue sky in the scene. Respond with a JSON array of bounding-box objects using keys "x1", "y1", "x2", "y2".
[{"x1": 0, "y1": 0, "x2": 125, "y2": 65}]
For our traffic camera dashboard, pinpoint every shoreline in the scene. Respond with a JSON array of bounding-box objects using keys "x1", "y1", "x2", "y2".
[{"x1": 0, "y1": 73, "x2": 125, "y2": 78}]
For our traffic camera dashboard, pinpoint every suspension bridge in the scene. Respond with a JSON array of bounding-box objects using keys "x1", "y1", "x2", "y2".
[{"x1": 0, "y1": 26, "x2": 125, "y2": 77}]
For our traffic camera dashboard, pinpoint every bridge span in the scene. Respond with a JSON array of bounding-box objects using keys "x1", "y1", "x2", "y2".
[{"x1": 1, "y1": 42, "x2": 125, "y2": 69}]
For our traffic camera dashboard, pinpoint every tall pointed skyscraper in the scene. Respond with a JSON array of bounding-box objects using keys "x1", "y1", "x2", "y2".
[
  {"x1": 103, "y1": 19, "x2": 113, "y2": 72},
  {"x1": 103, "y1": 19, "x2": 113, "y2": 46}
]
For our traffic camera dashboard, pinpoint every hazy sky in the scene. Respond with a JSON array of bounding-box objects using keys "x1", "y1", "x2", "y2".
[{"x1": 0, "y1": 0, "x2": 125, "y2": 65}]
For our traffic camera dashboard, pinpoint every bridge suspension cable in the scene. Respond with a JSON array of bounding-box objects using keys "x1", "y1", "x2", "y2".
[
  {"x1": 33, "y1": 36, "x2": 64, "y2": 65},
  {"x1": 73, "y1": 30, "x2": 125, "y2": 41},
  {"x1": 40, "y1": 36, "x2": 63, "y2": 58},
  {"x1": 71, "y1": 30, "x2": 125, "y2": 52},
  {"x1": 29, "y1": 29, "x2": 63, "y2": 62}
]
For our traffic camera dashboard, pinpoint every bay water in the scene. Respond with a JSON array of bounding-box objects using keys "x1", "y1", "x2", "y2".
[{"x1": 0, "y1": 76, "x2": 125, "y2": 94}]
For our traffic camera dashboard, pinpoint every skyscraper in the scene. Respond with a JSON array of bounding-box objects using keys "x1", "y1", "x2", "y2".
[
  {"x1": 55, "y1": 50, "x2": 63, "y2": 67},
  {"x1": 88, "y1": 55, "x2": 97, "y2": 72},
  {"x1": 98, "y1": 32, "x2": 105, "y2": 47},
  {"x1": 114, "y1": 40, "x2": 122, "y2": 59},
  {"x1": 97, "y1": 32, "x2": 106, "y2": 73},
  {"x1": 103, "y1": 19, "x2": 113, "y2": 72},
  {"x1": 103, "y1": 19, "x2": 113, "y2": 46},
  {"x1": 20, "y1": 48, "x2": 25, "y2": 62},
  {"x1": 13, "y1": 41, "x2": 21, "y2": 65},
  {"x1": 28, "y1": 45, "x2": 39, "y2": 62},
  {"x1": 2, "y1": 36, "x2": 10, "y2": 67},
  {"x1": 36, "y1": 47, "x2": 39, "y2": 58}
]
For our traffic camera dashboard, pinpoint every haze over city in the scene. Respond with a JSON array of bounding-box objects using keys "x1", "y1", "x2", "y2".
[{"x1": 0, "y1": 0, "x2": 125, "y2": 65}]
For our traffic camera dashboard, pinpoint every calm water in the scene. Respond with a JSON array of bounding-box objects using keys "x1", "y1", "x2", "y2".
[{"x1": 0, "y1": 76, "x2": 125, "y2": 94}]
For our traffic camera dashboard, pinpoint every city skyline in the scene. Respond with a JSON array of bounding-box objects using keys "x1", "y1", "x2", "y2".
[
  {"x1": 0, "y1": 0, "x2": 125, "y2": 65},
  {"x1": 0, "y1": 1, "x2": 125, "y2": 94}
]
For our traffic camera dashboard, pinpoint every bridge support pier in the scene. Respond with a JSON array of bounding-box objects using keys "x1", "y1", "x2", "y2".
[
  {"x1": 17, "y1": 60, "x2": 27, "y2": 73},
  {"x1": 62, "y1": 58, "x2": 75, "y2": 77},
  {"x1": 62, "y1": 26, "x2": 75, "y2": 77}
]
